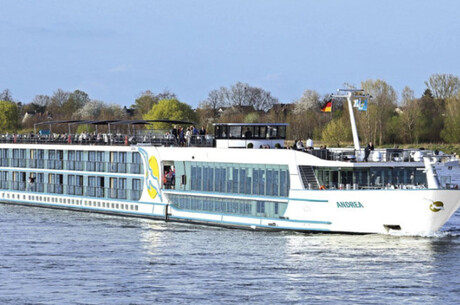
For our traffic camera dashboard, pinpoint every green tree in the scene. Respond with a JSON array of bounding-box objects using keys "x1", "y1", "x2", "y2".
[
  {"x1": 63, "y1": 90, "x2": 90, "y2": 117},
  {"x1": 360, "y1": 79, "x2": 397, "y2": 145},
  {"x1": 0, "y1": 101, "x2": 20, "y2": 132},
  {"x1": 244, "y1": 112, "x2": 260, "y2": 123},
  {"x1": 398, "y1": 86, "x2": 422, "y2": 143},
  {"x1": 47, "y1": 89, "x2": 70, "y2": 120},
  {"x1": 143, "y1": 99, "x2": 197, "y2": 130},
  {"x1": 440, "y1": 94, "x2": 460, "y2": 143},
  {"x1": 321, "y1": 116, "x2": 351, "y2": 147},
  {"x1": 418, "y1": 89, "x2": 445, "y2": 142},
  {"x1": 132, "y1": 90, "x2": 176, "y2": 119}
]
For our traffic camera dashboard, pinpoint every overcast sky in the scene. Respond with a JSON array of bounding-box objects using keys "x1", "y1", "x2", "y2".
[{"x1": 1, "y1": 0, "x2": 459, "y2": 107}]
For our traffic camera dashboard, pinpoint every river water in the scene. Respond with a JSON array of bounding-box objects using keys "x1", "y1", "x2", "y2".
[{"x1": 1, "y1": 204, "x2": 459, "y2": 305}]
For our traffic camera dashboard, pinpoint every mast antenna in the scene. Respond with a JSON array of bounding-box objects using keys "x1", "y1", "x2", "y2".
[{"x1": 331, "y1": 89, "x2": 372, "y2": 150}]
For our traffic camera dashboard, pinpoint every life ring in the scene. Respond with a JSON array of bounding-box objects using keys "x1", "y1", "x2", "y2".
[{"x1": 319, "y1": 185, "x2": 326, "y2": 190}]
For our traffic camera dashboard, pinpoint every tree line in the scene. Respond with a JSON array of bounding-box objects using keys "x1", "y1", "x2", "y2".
[{"x1": 1, "y1": 74, "x2": 460, "y2": 146}]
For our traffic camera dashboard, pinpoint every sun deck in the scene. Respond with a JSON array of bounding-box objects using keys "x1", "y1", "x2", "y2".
[{"x1": 0, "y1": 120, "x2": 456, "y2": 167}]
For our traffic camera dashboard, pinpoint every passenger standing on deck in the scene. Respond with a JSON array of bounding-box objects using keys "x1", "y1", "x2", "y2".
[
  {"x1": 199, "y1": 126, "x2": 206, "y2": 143},
  {"x1": 185, "y1": 127, "x2": 191, "y2": 146},
  {"x1": 172, "y1": 125, "x2": 178, "y2": 141},
  {"x1": 296, "y1": 139, "x2": 305, "y2": 151},
  {"x1": 163, "y1": 171, "x2": 168, "y2": 188},
  {"x1": 179, "y1": 127, "x2": 185, "y2": 146},
  {"x1": 192, "y1": 125, "x2": 199, "y2": 145},
  {"x1": 28, "y1": 176, "x2": 35, "y2": 191},
  {"x1": 166, "y1": 169, "x2": 173, "y2": 189},
  {"x1": 364, "y1": 142, "x2": 374, "y2": 162},
  {"x1": 306, "y1": 138, "x2": 314, "y2": 150}
]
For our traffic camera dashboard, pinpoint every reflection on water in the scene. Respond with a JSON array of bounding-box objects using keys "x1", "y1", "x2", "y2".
[{"x1": 1, "y1": 204, "x2": 459, "y2": 305}]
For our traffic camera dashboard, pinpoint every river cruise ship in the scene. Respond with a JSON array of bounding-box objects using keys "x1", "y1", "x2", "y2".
[{"x1": 0, "y1": 117, "x2": 459, "y2": 235}]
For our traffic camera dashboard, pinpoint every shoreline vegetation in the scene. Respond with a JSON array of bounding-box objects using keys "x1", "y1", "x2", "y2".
[{"x1": 1, "y1": 74, "x2": 460, "y2": 153}]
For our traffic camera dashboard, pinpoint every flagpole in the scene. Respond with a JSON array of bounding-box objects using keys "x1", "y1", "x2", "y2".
[{"x1": 347, "y1": 92, "x2": 360, "y2": 150}]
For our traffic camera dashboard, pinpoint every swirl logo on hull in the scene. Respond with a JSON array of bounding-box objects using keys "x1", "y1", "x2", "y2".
[
  {"x1": 138, "y1": 148, "x2": 162, "y2": 202},
  {"x1": 429, "y1": 201, "x2": 444, "y2": 212}
]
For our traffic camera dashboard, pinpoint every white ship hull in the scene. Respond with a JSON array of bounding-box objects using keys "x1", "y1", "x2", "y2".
[{"x1": 1, "y1": 141, "x2": 460, "y2": 235}]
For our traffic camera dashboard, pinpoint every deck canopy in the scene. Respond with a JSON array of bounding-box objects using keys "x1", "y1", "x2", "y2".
[{"x1": 34, "y1": 119, "x2": 196, "y2": 134}]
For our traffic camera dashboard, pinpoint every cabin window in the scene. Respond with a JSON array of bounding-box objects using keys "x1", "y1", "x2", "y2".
[
  {"x1": 229, "y1": 126, "x2": 241, "y2": 139},
  {"x1": 278, "y1": 126, "x2": 286, "y2": 139},
  {"x1": 256, "y1": 201, "x2": 265, "y2": 214},
  {"x1": 215, "y1": 125, "x2": 228, "y2": 139},
  {"x1": 130, "y1": 152, "x2": 143, "y2": 174},
  {"x1": 0, "y1": 171, "x2": 8, "y2": 189},
  {"x1": 242, "y1": 127, "x2": 254, "y2": 139},
  {"x1": 110, "y1": 152, "x2": 117, "y2": 163}
]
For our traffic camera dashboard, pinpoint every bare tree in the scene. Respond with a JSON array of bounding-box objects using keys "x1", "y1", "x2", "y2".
[
  {"x1": 425, "y1": 74, "x2": 460, "y2": 99},
  {"x1": 401, "y1": 86, "x2": 415, "y2": 105},
  {"x1": 50, "y1": 89, "x2": 70, "y2": 107},
  {"x1": 199, "y1": 88, "x2": 227, "y2": 119},
  {"x1": 206, "y1": 82, "x2": 278, "y2": 111},
  {"x1": 293, "y1": 90, "x2": 321, "y2": 114},
  {"x1": 32, "y1": 95, "x2": 51, "y2": 107},
  {"x1": 245, "y1": 86, "x2": 279, "y2": 111},
  {"x1": 0, "y1": 89, "x2": 14, "y2": 102},
  {"x1": 227, "y1": 82, "x2": 247, "y2": 108}
]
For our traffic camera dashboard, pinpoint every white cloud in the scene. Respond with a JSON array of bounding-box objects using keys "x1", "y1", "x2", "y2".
[{"x1": 109, "y1": 64, "x2": 133, "y2": 72}]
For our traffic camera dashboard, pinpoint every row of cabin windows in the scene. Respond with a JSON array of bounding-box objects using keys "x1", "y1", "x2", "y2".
[
  {"x1": 0, "y1": 149, "x2": 143, "y2": 174},
  {"x1": 168, "y1": 194, "x2": 288, "y2": 218},
  {"x1": 312, "y1": 167, "x2": 427, "y2": 189},
  {"x1": 2, "y1": 193, "x2": 140, "y2": 212},
  {"x1": 0, "y1": 170, "x2": 142, "y2": 200},
  {"x1": 185, "y1": 162, "x2": 289, "y2": 197},
  {"x1": 214, "y1": 125, "x2": 287, "y2": 140}
]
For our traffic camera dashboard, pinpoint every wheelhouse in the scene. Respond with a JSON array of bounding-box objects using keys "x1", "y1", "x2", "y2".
[{"x1": 213, "y1": 123, "x2": 287, "y2": 149}]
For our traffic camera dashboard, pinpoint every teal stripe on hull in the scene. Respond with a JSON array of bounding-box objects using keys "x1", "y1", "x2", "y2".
[
  {"x1": 169, "y1": 214, "x2": 330, "y2": 232},
  {"x1": 171, "y1": 205, "x2": 332, "y2": 225}
]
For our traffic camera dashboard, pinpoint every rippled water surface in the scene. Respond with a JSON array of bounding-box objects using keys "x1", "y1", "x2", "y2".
[{"x1": 1, "y1": 204, "x2": 459, "y2": 304}]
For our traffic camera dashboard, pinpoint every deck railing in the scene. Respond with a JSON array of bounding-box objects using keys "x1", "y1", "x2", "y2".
[{"x1": 0, "y1": 133, "x2": 215, "y2": 147}]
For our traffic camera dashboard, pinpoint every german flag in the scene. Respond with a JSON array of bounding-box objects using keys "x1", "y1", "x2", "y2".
[{"x1": 321, "y1": 100, "x2": 332, "y2": 112}]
